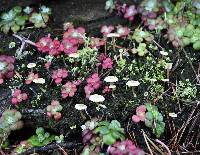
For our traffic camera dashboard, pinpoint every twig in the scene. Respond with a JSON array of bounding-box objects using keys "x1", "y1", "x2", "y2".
[
  {"x1": 182, "y1": 48, "x2": 200, "y2": 83},
  {"x1": 0, "y1": 149, "x2": 6, "y2": 155},
  {"x1": 13, "y1": 34, "x2": 36, "y2": 58},
  {"x1": 142, "y1": 130, "x2": 153, "y2": 155},
  {"x1": 155, "y1": 139, "x2": 171, "y2": 155},
  {"x1": 56, "y1": 144, "x2": 68, "y2": 155},
  {"x1": 177, "y1": 103, "x2": 199, "y2": 144},
  {"x1": 20, "y1": 142, "x2": 81, "y2": 155},
  {"x1": 144, "y1": 132, "x2": 164, "y2": 155}
]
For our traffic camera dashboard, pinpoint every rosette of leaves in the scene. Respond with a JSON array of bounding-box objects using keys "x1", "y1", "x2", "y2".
[
  {"x1": 105, "y1": 0, "x2": 115, "y2": 13},
  {"x1": 0, "y1": 6, "x2": 28, "y2": 33},
  {"x1": 144, "y1": 103, "x2": 165, "y2": 138},
  {"x1": 29, "y1": 6, "x2": 51, "y2": 28},
  {"x1": 11, "y1": 141, "x2": 31, "y2": 154},
  {"x1": 0, "y1": 109, "x2": 23, "y2": 146},
  {"x1": 131, "y1": 28, "x2": 154, "y2": 43},
  {"x1": 141, "y1": 0, "x2": 158, "y2": 12},
  {"x1": 94, "y1": 120, "x2": 125, "y2": 145},
  {"x1": 193, "y1": 0, "x2": 200, "y2": 14},
  {"x1": 27, "y1": 127, "x2": 55, "y2": 147},
  {"x1": 171, "y1": 24, "x2": 200, "y2": 50},
  {"x1": 132, "y1": 43, "x2": 148, "y2": 56},
  {"x1": 55, "y1": 134, "x2": 64, "y2": 143}
]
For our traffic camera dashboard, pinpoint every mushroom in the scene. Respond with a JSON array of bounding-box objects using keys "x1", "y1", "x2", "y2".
[
  {"x1": 161, "y1": 79, "x2": 169, "y2": 82},
  {"x1": 33, "y1": 78, "x2": 45, "y2": 84},
  {"x1": 104, "y1": 76, "x2": 118, "y2": 84},
  {"x1": 89, "y1": 94, "x2": 105, "y2": 103},
  {"x1": 27, "y1": 63, "x2": 36, "y2": 69},
  {"x1": 169, "y1": 112, "x2": 177, "y2": 118},
  {"x1": 89, "y1": 94, "x2": 105, "y2": 111},
  {"x1": 126, "y1": 80, "x2": 140, "y2": 97},
  {"x1": 106, "y1": 33, "x2": 120, "y2": 38},
  {"x1": 104, "y1": 76, "x2": 118, "y2": 96},
  {"x1": 75, "y1": 104, "x2": 87, "y2": 110},
  {"x1": 109, "y1": 84, "x2": 116, "y2": 97},
  {"x1": 68, "y1": 53, "x2": 79, "y2": 58},
  {"x1": 75, "y1": 104, "x2": 89, "y2": 119},
  {"x1": 160, "y1": 51, "x2": 168, "y2": 56},
  {"x1": 165, "y1": 63, "x2": 173, "y2": 79}
]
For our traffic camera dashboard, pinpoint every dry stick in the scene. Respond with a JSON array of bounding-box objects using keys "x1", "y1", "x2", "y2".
[
  {"x1": 56, "y1": 144, "x2": 68, "y2": 155},
  {"x1": 143, "y1": 132, "x2": 164, "y2": 155},
  {"x1": 184, "y1": 111, "x2": 200, "y2": 147},
  {"x1": 0, "y1": 149, "x2": 5, "y2": 155},
  {"x1": 142, "y1": 130, "x2": 154, "y2": 155},
  {"x1": 155, "y1": 139, "x2": 172, "y2": 155},
  {"x1": 182, "y1": 48, "x2": 200, "y2": 83},
  {"x1": 176, "y1": 103, "x2": 199, "y2": 144},
  {"x1": 193, "y1": 63, "x2": 200, "y2": 84},
  {"x1": 152, "y1": 39, "x2": 165, "y2": 51},
  {"x1": 194, "y1": 127, "x2": 200, "y2": 149}
]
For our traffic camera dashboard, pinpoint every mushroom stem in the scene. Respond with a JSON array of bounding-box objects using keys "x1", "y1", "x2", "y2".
[
  {"x1": 80, "y1": 111, "x2": 86, "y2": 120},
  {"x1": 112, "y1": 90, "x2": 115, "y2": 97},
  {"x1": 132, "y1": 87, "x2": 136, "y2": 97},
  {"x1": 85, "y1": 109, "x2": 91, "y2": 119},
  {"x1": 167, "y1": 68, "x2": 170, "y2": 79}
]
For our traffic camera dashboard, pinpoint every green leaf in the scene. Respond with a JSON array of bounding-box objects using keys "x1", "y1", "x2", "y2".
[
  {"x1": 145, "y1": 103, "x2": 152, "y2": 111},
  {"x1": 15, "y1": 15, "x2": 28, "y2": 26},
  {"x1": 103, "y1": 134, "x2": 116, "y2": 145},
  {"x1": 109, "y1": 120, "x2": 121, "y2": 129},
  {"x1": 81, "y1": 148, "x2": 90, "y2": 155},
  {"x1": 182, "y1": 37, "x2": 191, "y2": 46},
  {"x1": 145, "y1": 119, "x2": 153, "y2": 128},
  {"x1": 11, "y1": 24, "x2": 20, "y2": 33},
  {"x1": 36, "y1": 127, "x2": 45, "y2": 135},
  {"x1": 1, "y1": 25, "x2": 10, "y2": 34},
  {"x1": 157, "y1": 113, "x2": 164, "y2": 122},
  {"x1": 111, "y1": 131, "x2": 125, "y2": 140},
  {"x1": 145, "y1": 112, "x2": 153, "y2": 120},
  {"x1": 193, "y1": 40, "x2": 200, "y2": 50},
  {"x1": 13, "y1": 6, "x2": 22, "y2": 14},
  {"x1": 95, "y1": 126, "x2": 110, "y2": 135}
]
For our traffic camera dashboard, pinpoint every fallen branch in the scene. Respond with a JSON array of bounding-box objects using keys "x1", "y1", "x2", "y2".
[
  {"x1": 20, "y1": 142, "x2": 82, "y2": 155},
  {"x1": 155, "y1": 139, "x2": 171, "y2": 155}
]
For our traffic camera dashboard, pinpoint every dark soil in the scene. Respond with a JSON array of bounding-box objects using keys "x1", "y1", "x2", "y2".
[{"x1": 0, "y1": 0, "x2": 200, "y2": 154}]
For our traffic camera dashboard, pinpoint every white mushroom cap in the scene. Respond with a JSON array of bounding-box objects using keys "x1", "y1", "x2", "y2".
[
  {"x1": 126, "y1": 80, "x2": 140, "y2": 87},
  {"x1": 33, "y1": 78, "x2": 45, "y2": 84},
  {"x1": 68, "y1": 53, "x2": 79, "y2": 58},
  {"x1": 160, "y1": 51, "x2": 168, "y2": 56},
  {"x1": 161, "y1": 79, "x2": 169, "y2": 82},
  {"x1": 104, "y1": 76, "x2": 118, "y2": 83},
  {"x1": 109, "y1": 85, "x2": 116, "y2": 89},
  {"x1": 106, "y1": 33, "x2": 120, "y2": 38},
  {"x1": 169, "y1": 112, "x2": 177, "y2": 118},
  {"x1": 165, "y1": 63, "x2": 173, "y2": 70},
  {"x1": 75, "y1": 104, "x2": 87, "y2": 110},
  {"x1": 27, "y1": 63, "x2": 36, "y2": 68},
  {"x1": 99, "y1": 104, "x2": 107, "y2": 108},
  {"x1": 149, "y1": 79, "x2": 157, "y2": 82},
  {"x1": 89, "y1": 94, "x2": 105, "y2": 103}
]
